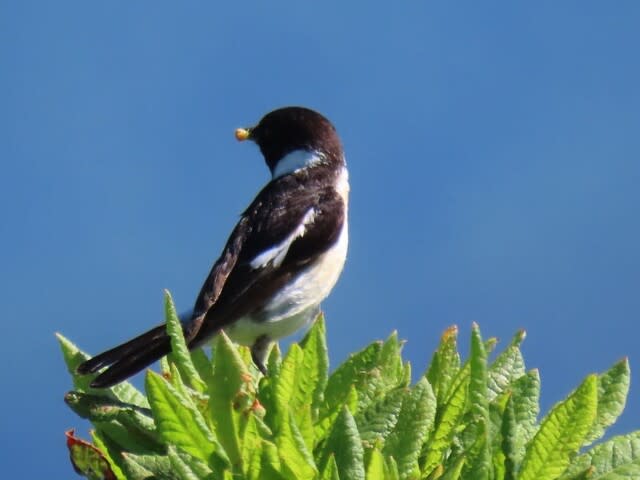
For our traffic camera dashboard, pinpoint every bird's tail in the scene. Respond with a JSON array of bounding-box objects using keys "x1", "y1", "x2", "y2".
[
  {"x1": 76, "y1": 324, "x2": 172, "y2": 388},
  {"x1": 77, "y1": 309, "x2": 198, "y2": 388}
]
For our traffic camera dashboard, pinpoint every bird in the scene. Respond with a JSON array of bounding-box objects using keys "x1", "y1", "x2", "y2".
[{"x1": 76, "y1": 106, "x2": 349, "y2": 388}]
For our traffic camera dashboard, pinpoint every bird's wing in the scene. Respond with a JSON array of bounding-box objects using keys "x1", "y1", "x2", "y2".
[
  {"x1": 188, "y1": 216, "x2": 249, "y2": 327},
  {"x1": 188, "y1": 176, "x2": 345, "y2": 345}
]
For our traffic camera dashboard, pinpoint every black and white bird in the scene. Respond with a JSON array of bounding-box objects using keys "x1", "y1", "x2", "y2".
[{"x1": 77, "y1": 106, "x2": 349, "y2": 388}]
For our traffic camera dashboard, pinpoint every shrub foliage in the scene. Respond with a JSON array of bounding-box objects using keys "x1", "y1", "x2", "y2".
[{"x1": 60, "y1": 292, "x2": 639, "y2": 479}]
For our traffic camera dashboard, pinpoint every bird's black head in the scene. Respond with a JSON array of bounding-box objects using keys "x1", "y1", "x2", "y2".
[{"x1": 236, "y1": 107, "x2": 343, "y2": 174}]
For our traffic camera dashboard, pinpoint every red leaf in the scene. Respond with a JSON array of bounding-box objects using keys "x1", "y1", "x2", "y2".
[{"x1": 65, "y1": 429, "x2": 116, "y2": 480}]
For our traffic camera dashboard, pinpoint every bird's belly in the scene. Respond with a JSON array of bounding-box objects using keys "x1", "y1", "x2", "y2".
[
  {"x1": 225, "y1": 220, "x2": 348, "y2": 346},
  {"x1": 224, "y1": 304, "x2": 320, "y2": 346}
]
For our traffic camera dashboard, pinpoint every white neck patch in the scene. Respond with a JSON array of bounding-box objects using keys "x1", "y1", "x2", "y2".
[{"x1": 272, "y1": 149, "x2": 324, "y2": 179}]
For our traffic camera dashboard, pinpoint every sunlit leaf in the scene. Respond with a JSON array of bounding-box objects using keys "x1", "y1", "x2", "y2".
[{"x1": 519, "y1": 375, "x2": 598, "y2": 480}]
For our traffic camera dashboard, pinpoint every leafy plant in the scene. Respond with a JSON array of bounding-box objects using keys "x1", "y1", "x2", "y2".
[{"x1": 59, "y1": 291, "x2": 639, "y2": 479}]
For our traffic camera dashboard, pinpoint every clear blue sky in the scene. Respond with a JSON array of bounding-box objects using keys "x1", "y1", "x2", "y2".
[{"x1": 2, "y1": 2, "x2": 639, "y2": 477}]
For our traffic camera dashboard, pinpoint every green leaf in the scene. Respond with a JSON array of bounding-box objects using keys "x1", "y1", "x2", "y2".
[
  {"x1": 237, "y1": 343, "x2": 260, "y2": 374},
  {"x1": 510, "y1": 369, "x2": 541, "y2": 449},
  {"x1": 365, "y1": 448, "x2": 385, "y2": 480},
  {"x1": 440, "y1": 457, "x2": 465, "y2": 480},
  {"x1": 275, "y1": 409, "x2": 317, "y2": 479},
  {"x1": 355, "y1": 387, "x2": 404, "y2": 446},
  {"x1": 167, "y1": 446, "x2": 216, "y2": 480},
  {"x1": 240, "y1": 413, "x2": 272, "y2": 477},
  {"x1": 94, "y1": 427, "x2": 164, "y2": 479},
  {"x1": 95, "y1": 420, "x2": 160, "y2": 455},
  {"x1": 120, "y1": 452, "x2": 176, "y2": 480},
  {"x1": 118, "y1": 454, "x2": 157, "y2": 480},
  {"x1": 244, "y1": 439, "x2": 263, "y2": 480},
  {"x1": 315, "y1": 385, "x2": 358, "y2": 442},
  {"x1": 167, "y1": 447, "x2": 200, "y2": 480},
  {"x1": 321, "y1": 456, "x2": 341, "y2": 480},
  {"x1": 443, "y1": 359, "x2": 471, "y2": 405},
  {"x1": 146, "y1": 370, "x2": 228, "y2": 467},
  {"x1": 584, "y1": 358, "x2": 630, "y2": 446},
  {"x1": 383, "y1": 456, "x2": 400, "y2": 480},
  {"x1": 488, "y1": 391, "x2": 510, "y2": 480},
  {"x1": 267, "y1": 343, "x2": 308, "y2": 428},
  {"x1": 375, "y1": 331, "x2": 409, "y2": 394},
  {"x1": 564, "y1": 467, "x2": 597, "y2": 480},
  {"x1": 160, "y1": 355, "x2": 171, "y2": 378},
  {"x1": 260, "y1": 441, "x2": 288, "y2": 480},
  {"x1": 519, "y1": 374, "x2": 598, "y2": 480},
  {"x1": 299, "y1": 314, "x2": 330, "y2": 415},
  {"x1": 495, "y1": 368, "x2": 541, "y2": 476},
  {"x1": 255, "y1": 344, "x2": 282, "y2": 418},
  {"x1": 268, "y1": 342, "x2": 283, "y2": 375},
  {"x1": 319, "y1": 407, "x2": 365, "y2": 480},
  {"x1": 208, "y1": 331, "x2": 250, "y2": 466},
  {"x1": 57, "y1": 333, "x2": 148, "y2": 408},
  {"x1": 462, "y1": 323, "x2": 491, "y2": 480},
  {"x1": 501, "y1": 394, "x2": 518, "y2": 480},
  {"x1": 90, "y1": 431, "x2": 126, "y2": 480},
  {"x1": 324, "y1": 341, "x2": 383, "y2": 414},
  {"x1": 270, "y1": 343, "x2": 314, "y2": 444},
  {"x1": 421, "y1": 366, "x2": 469, "y2": 475},
  {"x1": 487, "y1": 345, "x2": 525, "y2": 401},
  {"x1": 561, "y1": 431, "x2": 640, "y2": 479},
  {"x1": 383, "y1": 378, "x2": 436, "y2": 479},
  {"x1": 164, "y1": 290, "x2": 206, "y2": 393},
  {"x1": 190, "y1": 348, "x2": 213, "y2": 384},
  {"x1": 426, "y1": 326, "x2": 461, "y2": 404},
  {"x1": 355, "y1": 336, "x2": 405, "y2": 417},
  {"x1": 166, "y1": 362, "x2": 192, "y2": 401},
  {"x1": 64, "y1": 391, "x2": 161, "y2": 452}
]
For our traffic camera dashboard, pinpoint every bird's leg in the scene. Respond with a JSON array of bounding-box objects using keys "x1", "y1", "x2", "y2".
[{"x1": 251, "y1": 335, "x2": 272, "y2": 376}]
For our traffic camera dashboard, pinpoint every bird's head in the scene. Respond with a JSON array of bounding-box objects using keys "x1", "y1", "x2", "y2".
[{"x1": 235, "y1": 106, "x2": 344, "y2": 177}]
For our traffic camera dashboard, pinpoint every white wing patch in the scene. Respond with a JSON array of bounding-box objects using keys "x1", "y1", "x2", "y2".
[{"x1": 250, "y1": 208, "x2": 317, "y2": 269}]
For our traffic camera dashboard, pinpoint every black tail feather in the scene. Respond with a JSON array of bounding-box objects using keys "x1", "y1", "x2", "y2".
[
  {"x1": 76, "y1": 324, "x2": 171, "y2": 388},
  {"x1": 89, "y1": 336, "x2": 171, "y2": 388}
]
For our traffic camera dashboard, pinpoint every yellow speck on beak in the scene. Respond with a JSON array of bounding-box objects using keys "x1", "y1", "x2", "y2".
[{"x1": 235, "y1": 128, "x2": 250, "y2": 141}]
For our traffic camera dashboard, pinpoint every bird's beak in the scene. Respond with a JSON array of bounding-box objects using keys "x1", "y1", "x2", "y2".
[{"x1": 235, "y1": 128, "x2": 251, "y2": 142}]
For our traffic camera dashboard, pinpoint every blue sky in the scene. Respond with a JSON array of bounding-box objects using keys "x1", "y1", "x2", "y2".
[{"x1": 2, "y1": 2, "x2": 639, "y2": 477}]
